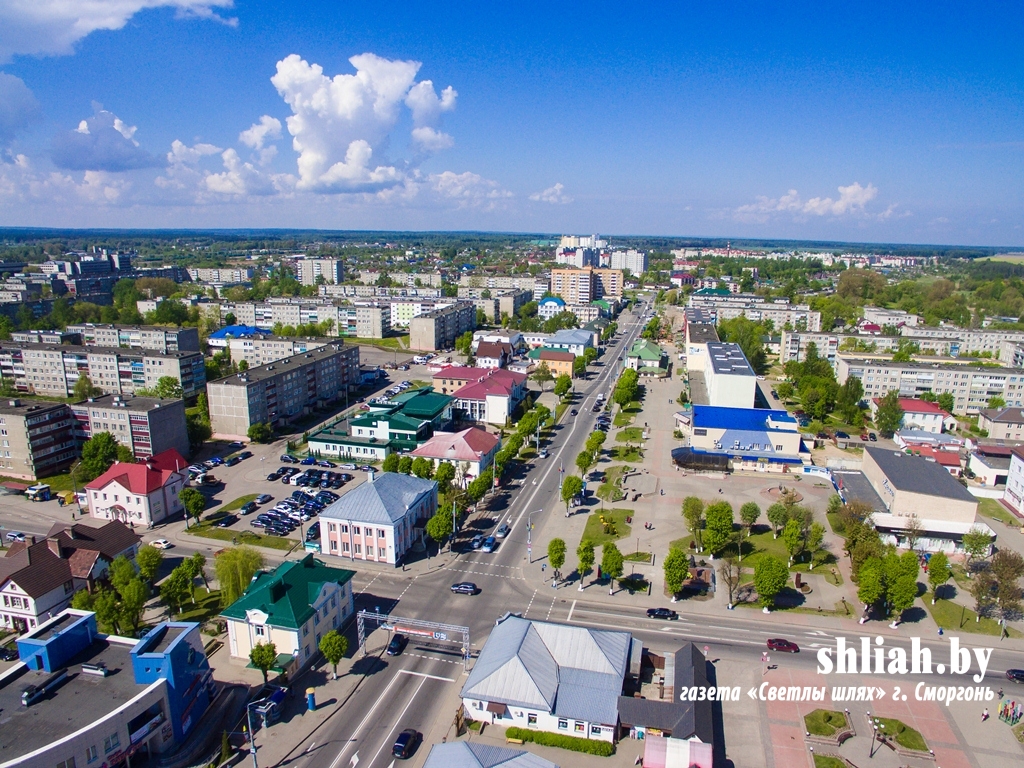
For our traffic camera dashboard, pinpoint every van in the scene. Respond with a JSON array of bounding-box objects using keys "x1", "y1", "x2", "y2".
[
  {"x1": 412, "y1": 356, "x2": 427, "y2": 364},
  {"x1": 25, "y1": 485, "x2": 51, "y2": 502}
]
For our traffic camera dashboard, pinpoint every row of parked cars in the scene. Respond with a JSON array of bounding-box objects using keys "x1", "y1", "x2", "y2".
[
  {"x1": 268, "y1": 466, "x2": 355, "y2": 489},
  {"x1": 249, "y1": 488, "x2": 339, "y2": 536}
]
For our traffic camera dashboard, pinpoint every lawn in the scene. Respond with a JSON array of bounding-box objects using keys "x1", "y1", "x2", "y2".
[
  {"x1": 804, "y1": 709, "x2": 848, "y2": 737},
  {"x1": 610, "y1": 445, "x2": 642, "y2": 463},
  {"x1": 874, "y1": 717, "x2": 928, "y2": 752},
  {"x1": 596, "y1": 465, "x2": 628, "y2": 502},
  {"x1": 188, "y1": 523, "x2": 298, "y2": 551},
  {"x1": 977, "y1": 497, "x2": 1020, "y2": 527},
  {"x1": 174, "y1": 587, "x2": 223, "y2": 623},
  {"x1": 615, "y1": 427, "x2": 644, "y2": 443},
  {"x1": 215, "y1": 494, "x2": 257, "y2": 513},
  {"x1": 555, "y1": 403, "x2": 569, "y2": 423},
  {"x1": 813, "y1": 756, "x2": 846, "y2": 768},
  {"x1": 33, "y1": 471, "x2": 79, "y2": 493},
  {"x1": 351, "y1": 335, "x2": 407, "y2": 349},
  {"x1": 581, "y1": 508, "x2": 632, "y2": 546},
  {"x1": 613, "y1": 401, "x2": 642, "y2": 427},
  {"x1": 926, "y1": 598, "x2": 1022, "y2": 637},
  {"x1": 624, "y1": 551, "x2": 653, "y2": 563}
]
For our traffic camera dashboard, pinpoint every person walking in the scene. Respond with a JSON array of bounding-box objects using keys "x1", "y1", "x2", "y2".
[{"x1": 982, "y1": 708, "x2": 989, "y2": 722}]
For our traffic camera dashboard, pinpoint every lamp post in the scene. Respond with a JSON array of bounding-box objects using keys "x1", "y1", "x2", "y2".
[
  {"x1": 244, "y1": 703, "x2": 260, "y2": 768},
  {"x1": 527, "y1": 510, "x2": 534, "y2": 564}
]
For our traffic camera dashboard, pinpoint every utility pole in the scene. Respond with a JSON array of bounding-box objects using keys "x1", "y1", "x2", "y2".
[{"x1": 527, "y1": 510, "x2": 534, "y2": 563}]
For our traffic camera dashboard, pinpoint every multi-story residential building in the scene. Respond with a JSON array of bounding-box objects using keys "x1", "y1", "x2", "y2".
[
  {"x1": 458, "y1": 288, "x2": 532, "y2": 322},
  {"x1": 319, "y1": 284, "x2": 442, "y2": 299},
  {"x1": 0, "y1": 344, "x2": 206, "y2": 400},
  {"x1": 567, "y1": 304, "x2": 601, "y2": 324},
  {"x1": 207, "y1": 342, "x2": 360, "y2": 440},
  {"x1": 977, "y1": 406, "x2": 1024, "y2": 441},
  {"x1": 339, "y1": 305, "x2": 390, "y2": 337},
  {"x1": 187, "y1": 267, "x2": 254, "y2": 284},
  {"x1": 609, "y1": 249, "x2": 648, "y2": 274},
  {"x1": 65, "y1": 324, "x2": 201, "y2": 353},
  {"x1": 85, "y1": 449, "x2": 189, "y2": 526},
  {"x1": 319, "y1": 472, "x2": 437, "y2": 566},
  {"x1": 70, "y1": 394, "x2": 189, "y2": 459},
  {"x1": 0, "y1": 399, "x2": 78, "y2": 480},
  {"x1": 555, "y1": 248, "x2": 600, "y2": 268},
  {"x1": 298, "y1": 258, "x2": 344, "y2": 286},
  {"x1": 358, "y1": 271, "x2": 442, "y2": 288},
  {"x1": 836, "y1": 356, "x2": 1024, "y2": 414},
  {"x1": 226, "y1": 335, "x2": 332, "y2": 368},
  {"x1": 215, "y1": 299, "x2": 390, "y2": 338},
  {"x1": 780, "y1": 330, "x2": 841, "y2": 364},
  {"x1": 550, "y1": 268, "x2": 623, "y2": 304},
  {"x1": 386, "y1": 298, "x2": 455, "y2": 328},
  {"x1": 475, "y1": 341, "x2": 513, "y2": 369},
  {"x1": 862, "y1": 307, "x2": 919, "y2": 328},
  {"x1": 10, "y1": 330, "x2": 82, "y2": 345},
  {"x1": 687, "y1": 291, "x2": 822, "y2": 332},
  {"x1": 901, "y1": 326, "x2": 1024, "y2": 358},
  {"x1": 458, "y1": 274, "x2": 546, "y2": 299},
  {"x1": 409, "y1": 302, "x2": 476, "y2": 352}
]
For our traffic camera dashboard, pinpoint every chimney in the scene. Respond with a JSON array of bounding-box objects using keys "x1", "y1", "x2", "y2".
[
  {"x1": 367, "y1": 468, "x2": 375, "y2": 483},
  {"x1": 46, "y1": 538, "x2": 63, "y2": 558}
]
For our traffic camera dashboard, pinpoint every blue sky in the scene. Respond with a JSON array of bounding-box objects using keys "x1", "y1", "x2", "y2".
[{"x1": 0, "y1": 2, "x2": 1022, "y2": 246}]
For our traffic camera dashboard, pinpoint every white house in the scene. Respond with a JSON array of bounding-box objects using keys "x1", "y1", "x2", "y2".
[
  {"x1": 452, "y1": 369, "x2": 528, "y2": 425},
  {"x1": 537, "y1": 296, "x2": 567, "y2": 320},
  {"x1": 1003, "y1": 448, "x2": 1024, "y2": 516},
  {"x1": 542, "y1": 329, "x2": 594, "y2": 357},
  {"x1": 409, "y1": 428, "x2": 501, "y2": 486},
  {"x1": 870, "y1": 397, "x2": 958, "y2": 434},
  {"x1": 319, "y1": 472, "x2": 437, "y2": 566},
  {"x1": 221, "y1": 554, "x2": 355, "y2": 675},
  {"x1": 84, "y1": 449, "x2": 189, "y2": 526}
]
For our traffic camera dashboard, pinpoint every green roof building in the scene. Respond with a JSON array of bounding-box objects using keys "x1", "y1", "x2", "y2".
[
  {"x1": 624, "y1": 339, "x2": 668, "y2": 375},
  {"x1": 221, "y1": 554, "x2": 355, "y2": 674}
]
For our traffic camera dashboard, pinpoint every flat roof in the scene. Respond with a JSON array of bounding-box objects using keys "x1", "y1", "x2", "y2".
[
  {"x1": 0, "y1": 343, "x2": 199, "y2": 360},
  {"x1": 687, "y1": 323, "x2": 719, "y2": 344},
  {"x1": 0, "y1": 398, "x2": 69, "y2": 416},
  {"x1": 864, "y1": 446, "x2": 977, "y2": 503},
  {"x1": 0, "y1": 638, "x2": 149, "y2": 760},
  {"x1": 212, "y1": 342, "x2": 352, "y2": 385},
  {"x1": 71, "y1": 393, "x2": 180, "y2": 412},
  {"x1": 706, "y1": 342, "x2": 755, "y2": 376},
  {"x1": 840, "y1": 357, "x2": 1024, "y2": 374}
]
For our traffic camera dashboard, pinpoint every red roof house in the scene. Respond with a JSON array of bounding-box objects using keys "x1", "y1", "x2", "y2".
[
  {"x1": 84, "y1": 448, "x2": 189, "y2": 526},
  {"x1": 410, "y1": 428, "x2": 501, "y2": 485}
]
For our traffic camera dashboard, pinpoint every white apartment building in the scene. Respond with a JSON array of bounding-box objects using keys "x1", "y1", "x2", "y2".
[
  {"x1": 298, "y1": 259, "x2": 344, "y2": 285},
  {"x1": 609, "y1": 249, "x2": 648, "y2": 274},
  {"x1": 862, "y1": 307, "x2": 919, "y2": 327},
  {"x1": 187, "y1": 267, "x2": 254, "y2": 284},
  {"x1": 688, "y1": 293, "x2": 822, "y2": 332}
]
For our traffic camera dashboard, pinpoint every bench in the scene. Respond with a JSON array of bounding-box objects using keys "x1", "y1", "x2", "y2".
[{"x1": 506, "y1": 738, "x2": 524, "y2": 745}]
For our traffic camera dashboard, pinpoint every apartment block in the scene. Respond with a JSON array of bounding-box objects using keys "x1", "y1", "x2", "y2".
[
  {"x1": 226, "y1": 335, "x2": 332, "y2": 367},
  {"x1": 836, "y1": 355, "x2": 1024, "y2": 414},
  {"x1": 207, "y1": 342, "x2": 360, "y2": 440},
  {"x1": 463, "y1": 289, "x2": 532, "y2": 322},
  {"x1": 298, "y1": 258, "x2": 345, "y2": 286},
  {"x1": 409, "y1": 302, "x2": 476, "y2": 352},
  {"x1": 609, "y1": 249, "x2": 648, "y2": 274},
  {"x1": 11, "y1": 330, "x2": 82, "y2": 345},
  {"x1": 458, "y1": 274, "x2": 547, "y2": 299},
  {"x1": 340, "y1": 305, "x2": 390, "y2": 337},
  {"x1": 71, "y1": 393, "x2": 189, "y2": 459},
  {"x1": 357, "y1": 271, "x2": 442, "y2": 288},
  {"x1": 780, "y1": 331, "x2": 841, "y2": 364},
  {"x1": 65, "y1": 323, "x2": 201, "y2": 353},
  {"x1": 319, "y1": 283, "x2": 443, "y2": 299},
  {"x1": 550, "y1": 267, "x2": 624, "y2": 305},
  {"x1": 687, "y1": 291, "x2": 822, "y2": 332},
  {"x1": 0, "y1": 344, "x2": 206, "y2": 399},
  {"x1": 187, "y1": 267, "x2": 254, "y2": 283},
  {"x1": 901, "y1": 327, "x2": 1024, "y2": 358},
  {"x1": 0, "y1": 398, "x2": 78, "y2": 480},
  {"x1": 862, "y1": 307, "x2": 919, "y2": 327}
]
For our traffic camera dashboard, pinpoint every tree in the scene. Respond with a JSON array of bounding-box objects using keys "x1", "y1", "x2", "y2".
[
  {"x1": 466, "y1": 468, "x2": 493, "y2": 502},
  {"x1": 425, "y1": 506, "x2": 454, "y2": 549},
  {"x1": 719, "y1": 557, "x2": 742, "y2": 607},
  {"x1": 573, "y1": 357, "x2": 587, "y2": 378},
  {"x1": 903, "y1": 515, "x2": 924, "y2": 553},
  {"x1": 583, "y1": 347, "x2": 598, "y2": 365},
  {"x1": 702, "y1": 502, "x2": 734, "y2": 556},
  {"x1": 533, "y1": 362, "x2": 554, "y2": 391},
  {"x1": 991, "y1": 550, "x2": 1024, "y2": 620},
  {"x1": 782, "y1": 519, "x2": 805, "y2": 563},
  {"x1": 575, "y1": 451, "x2": 593, "y2": 476},
  {"x1": 186, "y1": 411, "x2": 212, "y2": 452},
  {"x1": 455, "y1": 331, "x2": 473, "y2": 356},
  {"x1": 927, "y1": 551, "x2": 951, "y2": 603},
  {"x1": 247, "y1": 422, "x2": 273, "y2": 443},
  {"x1": 319, "y1": 630, "x2": 349, "y2": 679},
  {"x1": 553, "y1": 374, "x2": 572, "y2": 398},
  {"x1": 190, "y1": 551, "x2": 209, "y2": 589},
  {"x1": 836, "y1": 376, "x2": 864, "y2": 425},
  {"x1": 561, "y1": 475, "x2": 583, "y2": 515},
  {"x1": 888, "y1": 575, "x2": 919, "y2": 624},
  {"x1": 214, "y1": 545, "x2": 265, "y2": 606},
  {"x1": 988, "y1": 395, "x2": 1006, "y2": 409},
  {"x1": 250, "y1": 642, "x2": 278, "y2": 684},
  {"x1": 875, "y1": 390, "x2": 904, "y2": 438},
  {"x1": 739, "y1": 502, "x2": 760, "y2": 559},
  {"x1": 73, "y1": 373, "x2": 101, "y2": 401},
  {"x1": 382, "y1": 453, "x2": 400, "y2": 473},
  {"x1": 601, "y1": 543, "x2": 624, "y2": 594},
  {"x1": 807, "y1": 522, "x2": 826, "y2": 565},
  {"x1": 857, "y1": 559, "x2": 885, "y2": 607},
  {"x1": 434, "y1": 461, "x2": 455, "y2": 493},
  {"x1": 753, "y1": 555, "x2": 788, "y2": 611},
  {"x1": 119, "y1": 578, "x2": 149, "y2": 634},
  {"x1": 962, "y1": 527, "x2": 993, "y2": 565},
  {"x1": 178, "y1": 487, "x2": 206, "y2": 526},
  {"x1": 136, "y1": 545, "x2": 164, "y2": 584},
  {"x1": 160, "y1": 566, "x2": 193, "y2": 615},
  {"x1": 586, "y1": 430, "x2": 606, "y2": 455},
  {"x1": 108, "y1": 555, "x2": 137, "y2": 596},
  {"x1": 937, "y1": 392, "x2": 955, "y2": 413},
  {"x1": 576, "y1": 540, "x2": 595, "y2": 590},
  {"x1": 766, "y1": 503, "x2": 789, "y2": 538},
  {"x1": 970, "y1": 571, "x2": 996, "y2": 620},
  {"x1": 151, "y1": 376, "x2": 184, "y2": 400},
  {"x1": 682, "y1": 496, "x2": 704, "y2": 550},
  {"x1": 547, "y1": 538, "x2": 567, "y2": 573},
  {"x1": 93, "y1": 587, "x2": 123, "y2": 634},
  {"x1": 79, "y1": 432, "x2": 121, "y2": 481},
  {"x1": 411, "y1": 457, "x2": 433, "y2": 479},
  {"x1": 663, "y1": 548, "x2": 689, "y2": 599},
  {"x1": 398, "y1": 455, "x2": 413, "y2": 475},
  {"x1": 776, "y1": 381, "x2": 794, "y2": 401}
]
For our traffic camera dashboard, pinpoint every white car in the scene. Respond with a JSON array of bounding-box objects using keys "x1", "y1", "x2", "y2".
[{"x1": 151, "y1": 538, "x2": 172, "y2": 550}]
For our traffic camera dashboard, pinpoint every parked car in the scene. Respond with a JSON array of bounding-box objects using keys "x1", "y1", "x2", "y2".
[
  {"x1": 224, "y1": 456, "x2": 241, "y2": 467},
  {"x1": 214, "y1": 515, "x2": 238, "y2": 528},
  {"x1": 317, "y1": 460, "x2": 336, "y2": 468},
  {"x1": 256, "y1": 494, "x2": 273, "y2": 504},
  {"x1": 646, "y1": 607, "x2": 678, "y2": 620},
  {"x1": 150, "y1": 538, "x2": 172, "y2": 549},
  {"x1": 359, "y1": 465, "x2": 373, "y2": 472},
  {"x1": 539, "y1": 449, "x2": 549, "y2": 459},
  {"x1": 481, "y1": 536, "x2": 497, "y2": 553},
  {"x1": 280, "y1": 454, "x2": 298, "y2": 463},
  {"x1": 229, "y1": 441, "x2": 244, "y2": 448},
  {"x1": 0, "y1": 646, "x2": 18, "y2": 661},
  {"x1": 5, "y1": 532, "x2": 25, "y2": 542},
  {"x1": 868, "y1": 432, "x2": 877, "y2": 442},
  {"x1": 450, "y1": 582, "x2": 479, "y2": 595},
  {"x1": 386, "y1": 633, "x2": 408, "y2": 656},
  {"x1": 266, "y1": 472, "x2": 280, "y2": 481},
  {"x1": 835, "y1": 431, "x2": 850, "y2": 440},
  {"x1": 495, "y1": 523, "x2": 511, "y2": 538},
  {"x1": 240, "y1": 502, "x2": 258, "y2": 515},
  {"x1": 301, "y1": 456, "x2": 317, "y2": 465},
  {"x1": 767, "y1": 638, "x2": 800, "y2": 653},
  {"x1": 207, "y1": 457, "x2": 224, "y2": 466}
]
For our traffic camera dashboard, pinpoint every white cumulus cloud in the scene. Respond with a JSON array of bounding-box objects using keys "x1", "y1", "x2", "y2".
[
  {"x1": 430, "y1": 170, "x2": 512, "y2": 209},
  {"x1": 0, "y1": 1, "x2": 237, "y2": 63},
  {"x1": 239, "y1": 115, "x2": 281, "y2": 150},
  {"x1": 0, "y1": 72, "x2": 40, "y2": 150},
  {"x1": 529, "y1": 182, "x2": 573, "y2": 204},
  {"x1": 270, "y1": 52, "x2": 458, "y2": 192},
  {"x1": 51, "y1": 105, "x2": 161, "y2": 171},
  {"x1": 734, "y1": 182, "x2": 880, "y2": 223}
]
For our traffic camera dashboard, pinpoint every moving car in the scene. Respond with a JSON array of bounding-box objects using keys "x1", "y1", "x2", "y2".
[
  {"x1": 470, "y1": 534, "x2": 484, "y2": 550},
  {"x1": 868, "y1": 432, "x2": 877, "y2": 442},
  {"x1": 646, "y1": 607, "x2": 678, "y2": 620},
  {"x1": 495, "y1": 523, "x2": 511, "y2": 538},
  {"x1": 150, "y1": 538, "x2": 172, "y2": 549},
  {"x1": 391, "y1": 729, "x2": 421, "y2": 759},
  {"x1": 5, "y1": 531, "x2": 25, "y2": 542},
  {"x1": 767, "y1": 638, "x2": 800, "y2": 653},
  {"x1": 450, "y1": 582, "x2": 479, "y2": 595},
  {"x1": 570, "y1": 408, "x2": 578, "y2": 415},
  {"x1": 539, "y1": 449, "x2": 549, "y2": 459},
  {"x1": 481, "y1": 536, "x2": 498, "y2": 553},
  {"x1": 1006, "y1": 669, "x2": 1024, "y2": 683},
  {"x1": 386, "y1": 633, "x2": 408, "y2": 656}
]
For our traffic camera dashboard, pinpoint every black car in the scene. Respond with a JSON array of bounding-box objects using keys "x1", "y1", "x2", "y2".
[
  {"x1": 1007, "y1": 669, "x2": 1024, "y2": 683},
  {"x1": 214, "y1": 514, "x2": 238, "y2": 528},
  {"x1": 868, "y1": 432, "x2": 878, "y2": 441},
  {"x1": 240, "y1": 501, "x2": 258, "y2": 515},
  {"x1": 339, "y1": 473, "x2": 354, "y2": 482},
  {"x1": 224, "y1": 456, "x2": 241, "y2": 467},
  {"x1": 280, "y1": 454, "x2": 298, "y2": 463},
  {"x1": 0, "y1": 646, "x2": 18, "y2": 661},
  {"x1": 646, "y1": 607, "x2": 678, "y2": 620},
  {"x1": 386, "y1": 633, "x2": 408, "y2": 656},
  {"x1": 570, "y1": 409, "x2": 578, "y2": 415},
  {"x1": 392, "y1": 729, "x2": 421, "y2": 760},
  {"x1": 835, "y1": 431, "x2": 850, "y2": 440},
  {"x1": 238, "y1": 451, "x2": 253, "y2": 460},
  {"x1": 266, "y1": 472, "x2": 280, "y2": 481},
  {"x1": 450, "y1": 582, "x2": 478, "y2": 595}
]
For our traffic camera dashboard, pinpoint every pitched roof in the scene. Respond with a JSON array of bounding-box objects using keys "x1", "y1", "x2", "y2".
[
  {"x1": 220, "y1": 554, "x2": 354, "y2": 630},
  {"x1": 435, "y1": 367, "x2": 527, "y2": 385},
  {"x1": 422, "y1": 743, "x2": 557, "y2": 768},
  {"x1": 349, "y1": 412, "x2": 426, "y2": 433},
  {"x1": 476, "y1": 342, "x2": 512, "y2": 360},
  {"x1": 864, "y1": 446, "x2": 976, "y2": 503},
  {"x1": 462, "y1": 616, "x2": 631, "y2": 726},
  {"x1": 411, "y1": 428, "x2": 500, "y2": 463},
  {"x1": 387, "y1": 387, "x2": 453, "y2": 419},
  {"x1": 0, "y1": 543, "x2": 73, "y2": 598},
  {"x1": 44, "y1": 521, "x2": 142, "y2": 561},
  {"x1": 320, "y1": 472, "x2": 436, "y2": 525},
  {"x1": 979, "y1": 406, "x2": 1024, "y2": 424},
  {"x1": 452, "y1": 369, "x2": 527, "y2": 401},
  {"x1": 538, "y1": 350, "x2": 574, "y2": 363},
  {"x1": 872, "y1": 397, "x2": 951, "y2": 416},
  {"x1": 544, "y1": 329, "x2": 593, "y2": 346},
  {"x1": 626, "y1": 339, "x2": 664, "y2": 360},
  {"x1": 85, "y1": 449, "x2": 187, "y2": 494},
  {"x1": 617, "y1": 643, "x2": 714, "y2": 742}
]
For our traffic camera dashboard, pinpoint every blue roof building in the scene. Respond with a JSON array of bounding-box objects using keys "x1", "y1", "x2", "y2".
[
  {"x1": 683, "y1": 405, "x2": 808, "y2": 469},
  {"x1": 537, "y1": 296, "x2": 566, "y2": 320},
  {"x1": 208, "y1": 324, "x2": 267, "y2": 348}
]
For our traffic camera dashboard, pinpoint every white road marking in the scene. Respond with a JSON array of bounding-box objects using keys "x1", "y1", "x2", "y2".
[
  {"x1": 523, "y1": 589, "x2": 538, "y2": 617},
  {"x1": 367, "y1": 677, "x2": 426, "y2": 768},
  {"x1": 306, "y1": 742, "x2": 316, "y2": 753},
  {"x1": 567, "y1": 599, "x2": 576, "y2": 622},
  {"x1": 326, "y1": 672, "x2": 403, "y2": 768},
  {"x1": 399, "y1": 669, "x2": 455, "y2": 682},
  {"x1": 545, "y1": 595, "x2": 557, "y2": 621}
]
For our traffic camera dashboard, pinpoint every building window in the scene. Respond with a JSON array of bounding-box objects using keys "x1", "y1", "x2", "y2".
[
  {"x1": 557, "y1": 719, "x2": 568, "y2": 731},
  {"x1": 86, "y1": 746, "x2": 99, "y2": 763},
  {"x1": 254, "y1": 625, "x2": 266, "y2": 637},
  {"x1": 104, "y1": 734, "x2": 120, "y2": 753},
  {"x1": 591, "y1": 725, "x2": 602, "y2": 736},
  {"x1": 57, "y1": 759, "x2": 76, "y2": 768},
  {"x1": 527, "y1": 713, "x2": 538, "y2": 726},
  {"x1": 303, "y1": 625, "x2": 309, "y2": 637},
  {"x1": 574, "y1": 722, "x2": 584, "y2": 734},
  {"x1": 342, "y1": 542, "x2": 349, "y2": 552}
]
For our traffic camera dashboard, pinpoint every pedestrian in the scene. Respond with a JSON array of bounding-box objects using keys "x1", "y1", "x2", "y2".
[
  {"x1": 982, "y1": 708, "x2": 989, "y2": 721},
  {"x1": 938, "y1": 627, "x2": 944, "y2": 636}
]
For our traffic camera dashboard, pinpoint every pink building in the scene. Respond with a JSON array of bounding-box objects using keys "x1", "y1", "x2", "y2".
[{"x1": 84, "y1": 449, "x2": 188, "y2": 526}]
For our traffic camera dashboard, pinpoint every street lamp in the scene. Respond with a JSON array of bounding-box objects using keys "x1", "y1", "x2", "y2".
[
  {"x1": 244, "y1": 702, "x2": 260, "y2": 768},
  {"x1": 527, "y1": 510, "x2": 535, "y2": 563}
]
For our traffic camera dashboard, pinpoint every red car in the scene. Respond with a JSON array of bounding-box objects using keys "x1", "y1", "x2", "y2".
[{"x1": 767, "y1": 638, "x2": 799, "y2": 653}]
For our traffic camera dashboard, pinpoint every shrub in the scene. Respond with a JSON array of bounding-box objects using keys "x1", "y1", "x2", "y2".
[{"x1": 504, "y1": 728, "x2": 615, "y2": 756}]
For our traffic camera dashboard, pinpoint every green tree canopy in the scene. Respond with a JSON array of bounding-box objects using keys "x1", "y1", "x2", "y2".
[
  {"x1": 178, "y1": 487, "x2": 206, "y2": 524},
  {"x1": 319, "y1": 630, "x2": 348, "y2": 678},
  {"x1": 73, "y1": 373, "x2": 102, "y2": 401},
  {"x1": 247, "y1": 422, "x2": 273, "y2": 443},
  {"x1": 79, "y1": 432, "x2": 122, "y2": 482},
  {"x1": 411, "y1": 457, "x2": 433, "y2": 479},
  {"x1": 702, "y1": 501, "x2": 734, "y2": 556},
  {"x1": 547, "y1": 538, "x2": 567, "y2": 571},
  {"x1": 874, "y1": 390, "x2": 905, "y2": 438},
  {"x1": 382, "y1": 453, "x2": 400, "y2": 473},
  {"x1": 663, "y1": 548, "x2": 689, "y2": 597},
  {"x1": 214, "y1": 545, "x2": 265, "y2": 606},
  {"x1": 553, "y1": 374, "x2": 572, "y2": 398},
  {"x1": 575, "y1": 451, "x2": 593, "y2": 476},
  {"x1": 927, "y1": 551, "x2": 951, "y2": 603},
  {"x1": 682, "y1": 496, "x2": 705, "y2": 550},
  {"x1": 425, "y1": 506, "x2": 454, "y2": 546},
  {"x1": 249, "y1": 642, "x2": 278, "y2": 684},
  {"x1": 561, "y1": 475, "x2": 583, "y2": 515},
  {"x1": 576, "y1": 540, "x2": 595, "y2": 589},
  {"x1": 753, "y1": 555, "x2": 788, "y2": 610},
  {"x1": 136, "y1": 545, "x2": 164, "y2": 584},
  {"x1": 434, "y1": 461, "x2": 455, "y2": 494},
  {"x1": 601, "y1": 543, "x2": 624, "y2": 593}
]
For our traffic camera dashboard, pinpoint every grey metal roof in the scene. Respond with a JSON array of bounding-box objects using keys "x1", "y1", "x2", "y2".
[
  {"x1": 617, "y1": 643, "x2": 714, "y2": 742},
  {"x1": 833, "y1": 471, "x2": 887, "y2": 514},
  {"x1": 687, "y1": 324, "x2": 719, "y2": 344},
  {"x1": 462, "y1": 617, "x2": 631, "y2": 726},
  {"x1": 706, "y1": 342, "x2": 754, "y2": 376},
  {"x1": 422, "y1": 743, "x2": 558, "y2": 768},
  {"x1": 864, "y1": 446, "x2": 976, "y2": 503},
  {"x1": 320, "y1": 472, "x2": 437, "y2": 525}
]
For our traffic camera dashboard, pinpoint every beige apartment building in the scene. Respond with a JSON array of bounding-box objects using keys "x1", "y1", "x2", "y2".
[
  {"x1": 549, "y1": 267, "x2": 623, "y2": 304},
  {"x1": 0, "y1": 398, "x2": 78, "y2": 480},
  {"x1": 65, "y1": 323, "x2": 201, "y2": 353},
  {"x1": 409, "y1": 302, "x2": 476, "y2": 351},
  {"x1": 298, "y1": 258, "x2": 344, "y2": 285}
]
